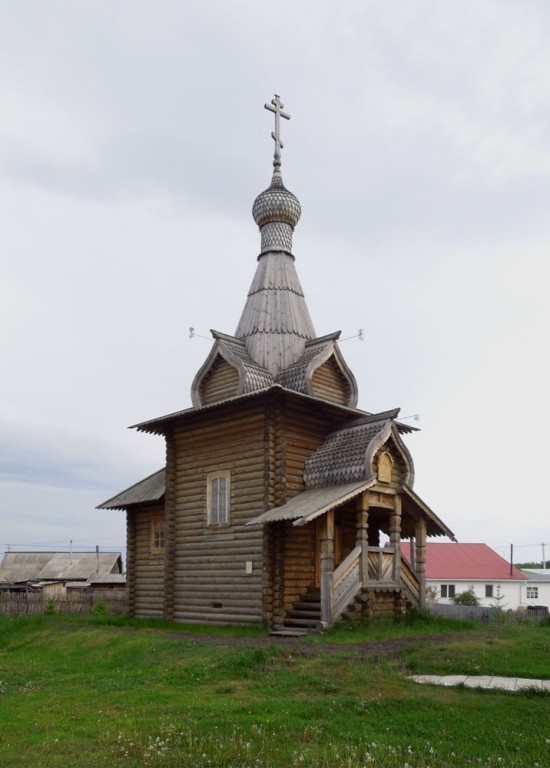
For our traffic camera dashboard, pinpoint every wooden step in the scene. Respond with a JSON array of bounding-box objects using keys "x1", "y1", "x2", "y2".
[
  {"x1": 277, "y1": 586, "x2": 323, "y2": 632},
  {"x1": 284, "y1": 617, "x2": 321, "y2": 629},
  {"x1": 269, "y1": 627, "x2": 309, "y2": 637},
  {"x1": 289, "y1": 601, "x2": 321, "y2": 614}
]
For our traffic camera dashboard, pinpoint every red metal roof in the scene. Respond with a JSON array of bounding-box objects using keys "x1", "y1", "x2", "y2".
[{"x1": 401, "y1": 543, "x2": 527, "y2": 581}]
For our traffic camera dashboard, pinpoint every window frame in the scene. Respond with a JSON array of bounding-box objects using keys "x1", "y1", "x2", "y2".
[
  {"x1": 150, "y1": 515, "x2": 167, "y2": 554},
  {"x1": 377, "y1": 451, "x2": 394, "y2": 483},
  {"x1": 485, "y1": 584, "x2": 493, "y2": 598},
  {"x1": 526, "y1": 586, "x2": 539, "y2": 599},
  {"x1": 440, "y1": 584, "x2": 456, "y2": 599},
  {"x1": 207, "y1": 471, "x2": 231, "y2": 526}
]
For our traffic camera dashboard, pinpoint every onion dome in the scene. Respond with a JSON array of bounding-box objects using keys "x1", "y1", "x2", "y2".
[
  {"x1": 251, "y1": 95, "x2": 302, "y2": 255},
  {"x1": 252, "y1": 172, "x2": 301, "y2": 254}
]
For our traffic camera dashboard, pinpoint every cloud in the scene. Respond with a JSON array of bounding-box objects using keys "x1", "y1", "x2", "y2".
[{"x1": 1, "y1": 0, "x2": 549, "y2": 558}]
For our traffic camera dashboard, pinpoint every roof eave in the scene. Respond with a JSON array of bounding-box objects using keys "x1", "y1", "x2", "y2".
[{"x1": 131, "y1": 384, "x2": 379, "y2": 435}]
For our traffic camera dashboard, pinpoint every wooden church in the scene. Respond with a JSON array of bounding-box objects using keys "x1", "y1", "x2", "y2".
[{"x1": 99, "y1": 96, "x2": 455, "y2": 632}]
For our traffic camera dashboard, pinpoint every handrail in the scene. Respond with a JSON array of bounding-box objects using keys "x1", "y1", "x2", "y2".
[
  {"x1": 400, "y1": 556, "x2": 420, "y2": 602},
  {"x1": 334, "y1": 545, "x2": 362, "y2": 583},
  {"x1": 333, "y1": 546, "x2": 362, "y2": 622}
]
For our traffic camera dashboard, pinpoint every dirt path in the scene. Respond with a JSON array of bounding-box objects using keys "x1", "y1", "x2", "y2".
[{"x1": 160, "y1": 629, "x2": 492, "y2": 659}]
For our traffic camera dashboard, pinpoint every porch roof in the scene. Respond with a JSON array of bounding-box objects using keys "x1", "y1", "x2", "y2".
[{"x1": 246, "y1": 480, "x2": 375, "y2": 527}]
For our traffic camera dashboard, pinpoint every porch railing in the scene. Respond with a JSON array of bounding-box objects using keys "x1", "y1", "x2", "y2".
[
  {"x1": 400, "y1": 557, "x2": 420, "y2": 604},
  {"x1": 333, "y1": 545, "x2": 362, "y2": 622},
  {"x1": 367, "y1": 546, "x2": 397, "y2": 585},
  {"x1": 321, "y1": 544, "x2": 422, "y2": 626}
]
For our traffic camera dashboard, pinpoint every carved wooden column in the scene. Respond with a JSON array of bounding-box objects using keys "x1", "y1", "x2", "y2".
[
  {"x1": 390, "y1": 494, "x2": 402, "y2": 583},
  {"x1": 355, "y1": 491, "x2": 370, "y2": 588},
  {"x1": 320, "y1": 510, "x2": 334, "y2": 627},
  {"x1": 415, "y1": 518, "x2": 427, "y2": 606}
]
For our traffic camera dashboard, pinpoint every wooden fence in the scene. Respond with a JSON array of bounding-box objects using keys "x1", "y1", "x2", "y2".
[
  {"x1": 430, "y1": 603, "x2": 549, "y2": 623},
  {"x1": 0, "y1": 591, "x2": 128, "y2": 617}
]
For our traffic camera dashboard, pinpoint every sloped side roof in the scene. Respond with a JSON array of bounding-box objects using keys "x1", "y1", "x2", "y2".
[
  {"x1": 88, "y1": 572, "x2": 127, "y2": 585},
  {"x1": 97, "y1": 468, "x2": 166, "y2": 510},
  {"x1": 0, "y1": 552, "x2": 52, "y2": 583},
  {"x1": 304, "y1": 413, "x2": 397, "y2": 488},
  {"x1": 246, "y1": 480, "x2": 375, "y2": 527},
  {"x1": 0, "y1": 552, "x2": 123, "y2": 583},
  {"x1": 520, "y1": 570, "x2": 550, "y2": 582},
  {"x1": 401, "y1": 486, "x2": 456, "y2": 540},
  {"x1": 401, "y1": 543, "x2": 527, "y2": 581}
]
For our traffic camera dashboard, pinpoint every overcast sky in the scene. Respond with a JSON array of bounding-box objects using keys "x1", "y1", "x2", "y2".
[{"x1": 1, "y1": 0, "x2": 549, "y2": 567}]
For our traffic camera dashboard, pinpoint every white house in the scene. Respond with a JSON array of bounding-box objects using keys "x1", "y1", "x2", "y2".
[
  {"x1": 519, "y1": 570, "x2": 550, "y2": 609},
  {"x1": 401, "y1": 543, "x2": 547, "y2": 610}
]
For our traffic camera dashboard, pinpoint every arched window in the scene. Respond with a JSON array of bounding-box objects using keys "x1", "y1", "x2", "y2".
[{"x1": 378, "y1": 451, "x2": 393, "y2": 483}]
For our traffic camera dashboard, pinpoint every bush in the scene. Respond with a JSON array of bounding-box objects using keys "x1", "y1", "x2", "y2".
[
  {"x1": 453, "y1": 589, "x2": 480, "y2": 606},
  {"x1": 45, "y1": 598, "x2": 57, "y2": 615},
  {"x1": 91, "y1": 600, "x2": 108, "y2": 616}
]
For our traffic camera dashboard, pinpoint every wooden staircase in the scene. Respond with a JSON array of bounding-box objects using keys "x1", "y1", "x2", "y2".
[
  {"x1": 270, "y1": 548, "x2": 421, "y2": 634},
  {"x1": 270, "y1": 587, "x2": 321, "y2": 636}
]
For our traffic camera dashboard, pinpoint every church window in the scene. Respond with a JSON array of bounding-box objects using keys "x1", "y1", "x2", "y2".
[
  {"x1": 207, "y1": 472, "x2": 231, "y2": 525},
  {"x1": 378, "y1": 451, "x2": 393, "y2": 483},
  {"x1": 151, "y1": 516, "x2": 167, "y2": 553}
]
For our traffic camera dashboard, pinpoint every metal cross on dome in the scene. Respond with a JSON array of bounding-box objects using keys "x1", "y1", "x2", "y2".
[{"x1": 265, "y1": 94, "x2": 290, "y2": 173}]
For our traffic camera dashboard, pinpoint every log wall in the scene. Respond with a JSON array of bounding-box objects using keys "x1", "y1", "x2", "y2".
[
  {"x1": 337, "y1": 504, "x2": 357, "y2": 563},
  {"x1": 200, "y1": 357, "x2": 240, "y2": 405},
  {"x1": 129, "y1": 504, "x2": 166, "y2": 618},
  {"x1": 170, "y1": 402, "x2": 267, "y2": 625},
  {"x1": 282, "y1": 522, "x2": 316, "y2": 610},
  {"x1": 271, "y1": 398, "x2": 330, "y2": 617},
  {"x1": 311, "y1": 356, "x2": 350, "y2": 406}
]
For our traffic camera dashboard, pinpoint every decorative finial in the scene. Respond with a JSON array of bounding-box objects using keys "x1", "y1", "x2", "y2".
[
  {"x1": 265, "y1": 94, "x2": 290, "y2": 174},
  {"x1": 252, "y1": 95, "x2": 301, "y2": 255}
]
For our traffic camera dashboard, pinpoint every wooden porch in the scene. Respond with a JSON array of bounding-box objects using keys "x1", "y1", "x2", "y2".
[{"x1": 269, "y1": 488, "x2": 431, "y2": 632}]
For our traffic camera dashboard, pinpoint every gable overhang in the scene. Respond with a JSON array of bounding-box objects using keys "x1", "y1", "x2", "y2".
[
  {"x1": 302, "y1": 333, "x2": 359, "y2": 409},
  {"x1": 401, "y1": 484, "x2": 456, "y2": 541},
  {"x1": 246, "y1": 479, "x2": 376, "y2": 528},
  {"x1": 364, "y1": 422, "x2": 415, "y2": 486},
  {"x1": 190, "y1": 334, "x2": 249, "y2": 409}
]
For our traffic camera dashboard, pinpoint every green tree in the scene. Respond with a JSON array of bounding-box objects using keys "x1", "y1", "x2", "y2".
[
  {"x1": 453, "y1": 588, "x2": 480, "y2": 606},
  {"x1": 492, "y1": 584, "x2": 507, "y2": 610}
]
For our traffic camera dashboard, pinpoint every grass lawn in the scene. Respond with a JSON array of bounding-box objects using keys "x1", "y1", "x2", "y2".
[{"x1": 0, "y1": 614, "x2": 549, "y2": 767}]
